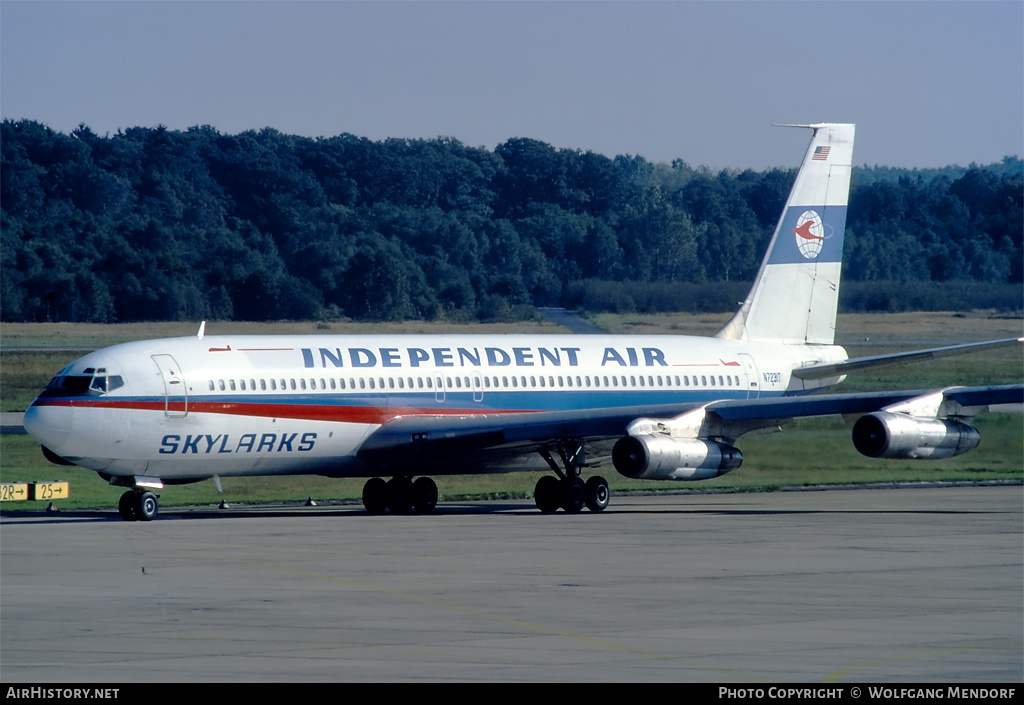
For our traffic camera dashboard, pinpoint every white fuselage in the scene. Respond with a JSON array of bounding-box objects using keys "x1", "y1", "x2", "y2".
[{"x1": 24, "y1": 333, "x2": 848, "y2": 482}]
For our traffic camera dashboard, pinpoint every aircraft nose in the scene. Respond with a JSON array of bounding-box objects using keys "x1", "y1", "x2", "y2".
[{"x1": 23, "y1": 403, "x2": 73, "y2": 453}]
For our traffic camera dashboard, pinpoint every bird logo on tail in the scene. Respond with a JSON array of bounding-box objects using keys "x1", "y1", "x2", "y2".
[{"x1": 793, "y1": 210, "x2": 825, "y2": 259}]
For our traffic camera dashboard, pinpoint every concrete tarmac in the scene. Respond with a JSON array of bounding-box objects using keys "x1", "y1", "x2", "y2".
[{"x1": 1, "y1": 486, "x2": 1021, "y2": 683}]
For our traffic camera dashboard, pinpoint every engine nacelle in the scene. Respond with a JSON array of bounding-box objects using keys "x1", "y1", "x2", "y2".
[
  {"x1": 612, "y1": 435, "x2": 743, "y2": 481},
  {"x1": 851, "y1": 412, "x2": 981, "y2": 459}
]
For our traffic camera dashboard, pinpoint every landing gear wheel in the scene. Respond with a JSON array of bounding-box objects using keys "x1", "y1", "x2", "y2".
[
  {"x1": 387, "y1": 476, "x2": 414, "y2": 515},
  {"x1": 535, "y1": 475, "x2": 561, "y2": 514},
  {"x1": 562, "y1": 477, "x2": 586, "y2": 513},
  {"x1": 413, "y1": 477, "x2": 438, "y2": 514},
  {"x1": 135, "y1": 491, "x2": 159, "y2": 522},
  {"x1": 585, "y1": 476, "x2": 610, "y2": 512},
  {"x1": 118, "y1": 491, "x2": 138, "y2": 521},
  {"x1": 362, "y1": 477, "x2": 388, "y2": 514}
]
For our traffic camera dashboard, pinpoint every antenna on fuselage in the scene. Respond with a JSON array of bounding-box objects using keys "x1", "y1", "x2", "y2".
[{"x1": 197, "y1": 321, "x2": 206, "y2": 340}]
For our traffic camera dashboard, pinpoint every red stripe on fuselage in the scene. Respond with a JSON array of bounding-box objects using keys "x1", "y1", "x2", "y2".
[{"x1": 31, "y1": 398, "x2": 536, "y2": 425}]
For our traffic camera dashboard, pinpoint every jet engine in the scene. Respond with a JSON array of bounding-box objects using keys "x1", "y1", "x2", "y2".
[
  {"x1": 851, "y1": 412, "x2": 981, "y2": 459},
  {"x1": 612, "y1": 435, "x2": 743, "y2": 481}
]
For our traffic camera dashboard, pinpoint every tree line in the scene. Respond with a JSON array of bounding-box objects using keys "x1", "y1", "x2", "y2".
[{"x1": 2, "y1": 120, "x2": 1020, "y2": 323}]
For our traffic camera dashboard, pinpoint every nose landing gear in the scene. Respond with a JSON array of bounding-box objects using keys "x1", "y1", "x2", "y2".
[{"x1": 117, "y1": 490, "x2": 159, "y2": 522}]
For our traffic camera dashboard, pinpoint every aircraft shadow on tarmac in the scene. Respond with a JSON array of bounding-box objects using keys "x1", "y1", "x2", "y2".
[{"x1": 2, "y1": 495, "x2": 1005, "y2": 525}]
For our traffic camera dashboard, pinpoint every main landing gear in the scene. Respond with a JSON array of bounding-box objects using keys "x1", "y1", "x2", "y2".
[
  {"x1": 358, "y1": 442, "x2": 612, "y2": 516},
  {"x1": 534, "y1": 442, "x2": 610, "y2": 513},
  {"x1": 118, "y1": 489, "x2": 159, "y2": 522},
  {"x1": 361, "y1": 476, "x2": 438, "y2": 515}
]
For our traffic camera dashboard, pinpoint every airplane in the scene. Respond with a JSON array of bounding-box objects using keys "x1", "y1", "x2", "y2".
[{"x1": 23, "y1": 123, "x2": 1023, "y2": 521}]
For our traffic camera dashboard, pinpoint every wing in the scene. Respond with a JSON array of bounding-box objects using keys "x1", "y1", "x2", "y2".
[
  {"x1": 356, "y1": 384, "x2": 1024, "y2": 474},
  {"x1": 356, "y1": 402, "x2": 705, "y2": 471}
]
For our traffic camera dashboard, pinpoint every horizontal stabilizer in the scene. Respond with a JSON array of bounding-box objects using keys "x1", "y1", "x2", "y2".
[{"x1": 792, "y1": 337, "x2": 1023, "y2": 380}]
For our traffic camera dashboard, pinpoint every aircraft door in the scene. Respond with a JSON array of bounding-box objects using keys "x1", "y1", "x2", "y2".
[
  {"x1": 152, "y1": 354, "x2": 188, "y2": 417},
  {"x1": 472, "y1": 372, "x2": 484, "y2": 403},
  {"x1": 434, "y1": 374, "x2": 445, "y2": 404},
  {"x1": 738, "y1": 353, "x2": 760, "y2": 400}
]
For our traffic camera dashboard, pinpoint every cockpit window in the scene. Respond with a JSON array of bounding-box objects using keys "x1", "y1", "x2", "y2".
[
  {"x1": 47, "y1": 375, "x2": 92, "y2": 394},
  {"x1": 41, "y1": 372, "x2": 124, "y2": 398},
  {"x1": 90, "y1": 375, "x2": 124, "y2": 393}
]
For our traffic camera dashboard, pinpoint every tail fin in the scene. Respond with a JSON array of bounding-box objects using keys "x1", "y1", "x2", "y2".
[{"x1": 716, "y1": 123, "x2": 855, "y2": 344}]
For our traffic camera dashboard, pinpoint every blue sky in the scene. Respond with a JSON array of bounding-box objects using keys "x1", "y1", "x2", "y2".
[{"x1": 2, "y1": 1, "x2": 1021, "y2": 169}]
